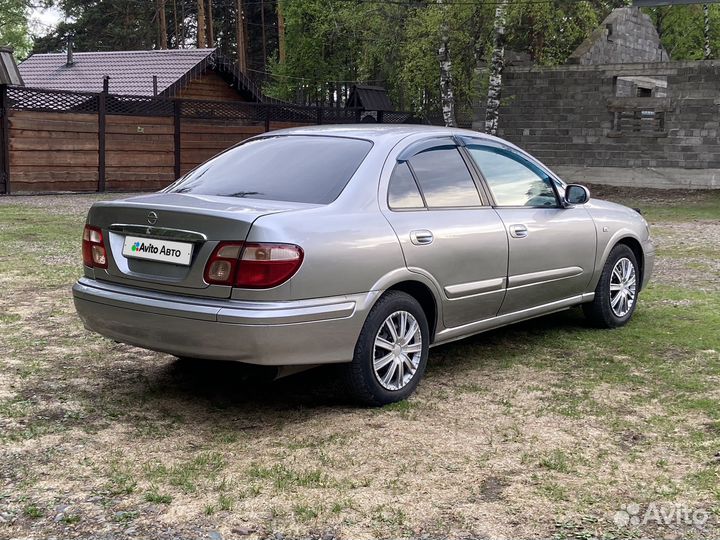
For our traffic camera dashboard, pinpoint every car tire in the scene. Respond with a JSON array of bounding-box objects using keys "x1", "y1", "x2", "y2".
[
  {"x1": 342, "y1": 290, "x2": 430, "y2": 406},
  {"x1": 583, "y1": 244, "x2": 640, "y2": 328}
]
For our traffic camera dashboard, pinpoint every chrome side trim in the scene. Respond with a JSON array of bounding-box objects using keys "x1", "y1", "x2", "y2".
[
  {"x1": 109, "y1": 224, "x2": 208, "y2": 242},
  {"x1": 433, "y1": 292, "x2": 594, "y2": 346},
  {"x1": 507, "y1": 266, "x2": 583, "y2": 289},
  {"x1": 216, "y1": 301, "x2": 355, "y2": 325},
  {"x1": 444, "y1": 277, "x2": 506, "y2": 299}
]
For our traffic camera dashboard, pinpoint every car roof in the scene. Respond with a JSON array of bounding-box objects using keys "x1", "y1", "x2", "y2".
[{"x1": 263, "y1": 124, "x2": 508, "y2": 145}]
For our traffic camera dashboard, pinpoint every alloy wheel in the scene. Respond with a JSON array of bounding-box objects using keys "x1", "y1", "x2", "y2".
[
  {"x1": 609, "y1": 257, "x2": 636, "y2": 318},
  {"x1": 372, "y1": 310, "x2": 423, "y2": 391}
]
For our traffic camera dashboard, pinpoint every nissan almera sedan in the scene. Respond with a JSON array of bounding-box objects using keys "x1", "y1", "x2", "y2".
[{"x1": 73, "y1": 125, "x2": 654, "y2": 405}]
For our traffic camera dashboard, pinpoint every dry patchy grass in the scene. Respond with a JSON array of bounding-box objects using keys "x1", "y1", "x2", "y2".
[{"x1": 0, "y1": 189, "x2": 718, "y2": 540}]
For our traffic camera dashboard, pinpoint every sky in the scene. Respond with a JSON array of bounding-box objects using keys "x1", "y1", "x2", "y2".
[{"x1": 29, "y1": 5, "x2": 64, "y2": 36}]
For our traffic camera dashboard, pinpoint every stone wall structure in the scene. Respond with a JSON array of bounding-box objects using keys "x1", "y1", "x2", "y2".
[
  {"x1": 497, "y1": 61, "x2": 720, "y2": 189},
  {"x1": 490, "y1": 7, "x2": 720, "y2": 188},
  {"x1": 568, "y1": 8, "x2": 668, "y2": 65}
]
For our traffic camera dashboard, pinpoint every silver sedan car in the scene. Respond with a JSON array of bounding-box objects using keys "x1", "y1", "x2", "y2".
[{"x1": 73, "y1": 125, "x2": 654, "y2": 405}]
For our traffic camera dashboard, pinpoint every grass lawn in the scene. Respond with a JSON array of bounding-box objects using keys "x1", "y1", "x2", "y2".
[{"x1": 0, "y1": 187, "x2": 718, "y2": 539}]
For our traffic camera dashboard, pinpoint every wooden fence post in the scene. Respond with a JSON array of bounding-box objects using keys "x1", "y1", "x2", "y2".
[
  {"x1": 0, "y1": 85, "x2": 10, "y2": 195},
  {"x1": 263, "y1": 104, "x2": 270, "y2": 132},
  {"x1": 173, "y1": 100, "x2": 182, "y2": 178},
  {"x1": 316, "y1": 107, "x2": 322, "y2": 125},
  {"x1": 97, "y1": 77, "x2": 108, "y2": 192}
]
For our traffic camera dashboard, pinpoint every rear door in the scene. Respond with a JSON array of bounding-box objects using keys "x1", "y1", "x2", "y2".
[
  {"x1": 381, "y1": 138, "x2": 509, "y2": 328},
  {"x1": 461, "y1": 139, "x2": 596, "y2": 315}
]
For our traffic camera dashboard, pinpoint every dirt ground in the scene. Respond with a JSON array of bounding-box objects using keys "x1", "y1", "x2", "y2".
[{"x1": 0, "y1": 187, "x2": 718, "y2": 540}]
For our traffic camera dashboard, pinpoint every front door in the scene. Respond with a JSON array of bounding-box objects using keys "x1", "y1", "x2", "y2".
[
  {"x1": 381, "y1": 139, "x2": 509, "y2": 328},
  {"x1": 462, "y1": 140, "x2": 597, "y2": 315}
]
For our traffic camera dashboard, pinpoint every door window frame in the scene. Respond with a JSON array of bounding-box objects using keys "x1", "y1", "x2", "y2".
[{"x1": 387, "y1": 136, "x2": 491, "y2": 212}]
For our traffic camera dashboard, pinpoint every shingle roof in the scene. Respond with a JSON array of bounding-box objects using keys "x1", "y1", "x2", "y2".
[
  {"x1": 18, "y1": 48, "x2": 232, "y2": 97},
  {"x1": 346, "y1": 85, "x2": 394, "y2": 111}
]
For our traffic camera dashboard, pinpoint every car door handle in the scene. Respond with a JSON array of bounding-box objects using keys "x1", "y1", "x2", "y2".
[
  {"x1": 509, "y1": 224, "x2": 528, "y2": 238},
  {"x1": 410, "y1": 230, "x2": 434, "y2": 245}
]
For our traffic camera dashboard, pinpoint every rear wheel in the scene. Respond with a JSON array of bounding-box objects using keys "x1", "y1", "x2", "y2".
[
  {"x1": 342, "y1": 291, "x2": 429, "y2": 406},
  {"x1": 583, "y1": 244, "x2": 639, "y2": 328}
]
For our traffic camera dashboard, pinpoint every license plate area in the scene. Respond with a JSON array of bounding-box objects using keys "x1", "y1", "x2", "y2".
[{"x1": 121, "y1": 235, "x2": 194, "y2": 266}]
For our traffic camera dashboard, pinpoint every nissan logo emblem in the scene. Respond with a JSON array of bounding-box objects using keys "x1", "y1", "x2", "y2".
[{"x1": 147, "y1": 211, "x2": 158, "y2": 225}]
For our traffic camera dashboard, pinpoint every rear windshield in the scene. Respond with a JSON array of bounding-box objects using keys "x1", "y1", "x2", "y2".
[{"x1": 165, "y1": 135, "x2": 373, "y2": 204}]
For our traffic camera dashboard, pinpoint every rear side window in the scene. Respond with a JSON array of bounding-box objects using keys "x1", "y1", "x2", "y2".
[
  {"x1": 408, "y1": 146, "x2": 481, "y2": 208},
  {"x1": 388, "y1": 162, "x2": 424, "y2": 210},
  {"x1": 165, "y1": 135, "x2": 373, "y2": 204}
]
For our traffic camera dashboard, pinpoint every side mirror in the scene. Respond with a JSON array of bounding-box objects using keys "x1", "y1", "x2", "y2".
[{"x1": 564, "y1": 184, "x2": 590, "y2": 205}]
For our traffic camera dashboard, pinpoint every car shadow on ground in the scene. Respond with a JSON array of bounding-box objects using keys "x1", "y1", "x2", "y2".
[{"x1": 101, "y1": 306, "x2": 590, "y2": 416}]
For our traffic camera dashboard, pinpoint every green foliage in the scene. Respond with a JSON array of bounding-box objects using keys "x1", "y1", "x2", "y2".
[
  {"x1": 647, "y1": 4, "x2": 720, "y2": 60},
  {"x1": 506, "y1": 1, "x2": 628, "y2": 65},
  {"x1": 0, "y1": 0, "x2": 32, "y2": 59},
  {"x1": 21, "y1": 0, "x2": 720, "y2": 122},
  {"x1": 265, "y1": 0, "x2": 492, "y2": 117},
  {"x1": 32, "y1": 0, "x2": 156, "y2": 53},
  {"x1": 264, "y1": 0, "x2": 631, "y2": 119}
]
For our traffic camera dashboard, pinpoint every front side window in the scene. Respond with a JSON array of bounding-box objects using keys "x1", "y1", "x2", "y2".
[
  {"x1": 408, "y1": 146, "x2": 482, "y2": 208},
  {"x1": 466, "y1": 145, "x2": 558, "y2": 207},
  {"x1": 388, "y1": 162, "x2": 424, "y2": 210},
  {"x1": 165, "y1": 135, "x2": 373, "y2": 204}
]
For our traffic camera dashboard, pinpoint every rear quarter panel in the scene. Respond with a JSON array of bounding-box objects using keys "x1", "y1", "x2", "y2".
[
  {"x1": 235, "y1": 206, "x2": 407, "y2": 302},
  {"x1": 229, "y1": 133, "x2": 416, "y2": 303}
]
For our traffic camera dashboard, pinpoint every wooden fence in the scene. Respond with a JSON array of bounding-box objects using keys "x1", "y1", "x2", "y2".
[{"x1": 0, "y1": 85, "x2": 420, "y2": 194}]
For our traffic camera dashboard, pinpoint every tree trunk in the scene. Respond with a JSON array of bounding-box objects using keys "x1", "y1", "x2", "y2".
[
  {"x1": 179, "y1": 0, "x2": 186, "y2": 48},
  {"x1": 236, "y1": 0, "x2": 247, "y2": 72},
  {"x1": 207, "y1": 0, "x2": 214, "y2": 47},
  {"x1": 197, "y1": 0, "x2": 207, "y2": 47},
  {"x1": 157, "y1": 0, "x2": 168, "y2": 49},
  {"x1": 260, "y1": 0, "x2": 267, "y2": 69},
  {"x1": 278, "y1": 0, "x2": 286, "y2": 64},
  {"x1": 437, "y1": 0, "x2": 456, "y2": 128},
  {"x1": 704, "y1": 4, "x2": 711, "y2": 59},
  {"x1": 172, "y1": 0, "x2": 180, "y2": 48},
  {"x1": 485, "y1": 0, "x2": 507, "y2": 135}
]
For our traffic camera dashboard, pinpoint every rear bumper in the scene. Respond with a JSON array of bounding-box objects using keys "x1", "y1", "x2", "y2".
[{"x1": 72, "y1": 277, "x2": 377, "y2": 365}]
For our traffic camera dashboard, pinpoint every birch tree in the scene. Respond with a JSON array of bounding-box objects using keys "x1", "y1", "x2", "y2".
[
  {"x1": 704, "y1": 3, "x2": 711, "y2": 59},
  {"x1": 485, "y1": 0, "x2": 507, "y2": 135},
  {"x1": 437, "y1": 0, "x2": 456, "y2": 127}
]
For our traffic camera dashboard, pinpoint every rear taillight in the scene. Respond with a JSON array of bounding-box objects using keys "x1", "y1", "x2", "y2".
[
  {"x1": 235, "y1": 243, "x2": 304, "y2": 289},
  {"x1": 203, "y1": 242, "x2": 303, "y2": 289},
  {"x1": 204, "y1": 242, "x2": 243, "y2": 285},
  {"x1": 82, "y1": 225, "x2": 107, "y2": 269}
]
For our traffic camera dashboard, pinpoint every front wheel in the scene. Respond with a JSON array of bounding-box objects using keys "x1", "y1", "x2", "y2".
[
  {"x1": 583, "y1": 244, "x2": 640, "y2": 328},
  {"x1": 342, "y1": 291, "x2": 429, "y2": 406}
]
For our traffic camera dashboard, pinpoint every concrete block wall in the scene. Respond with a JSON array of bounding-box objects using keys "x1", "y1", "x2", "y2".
[
  {"x1": 568, "y1": 7, "x2": 668, "y2": 65},
  {"x1": 496, "y1": 60, "x2": 720, "y2": 188}
]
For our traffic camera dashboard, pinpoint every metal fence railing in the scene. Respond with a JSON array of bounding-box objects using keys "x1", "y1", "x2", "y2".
[
  {"x1": 3, "y1": 84, "x2": 425, "y2": 124},
  {"x1": 0, "y1": 84, "x2": 426, "y2": 194}
]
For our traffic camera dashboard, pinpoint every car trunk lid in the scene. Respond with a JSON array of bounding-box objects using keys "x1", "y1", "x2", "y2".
[{"x1": 86, "y1": 193, "x2": 318, "y2": 298}]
